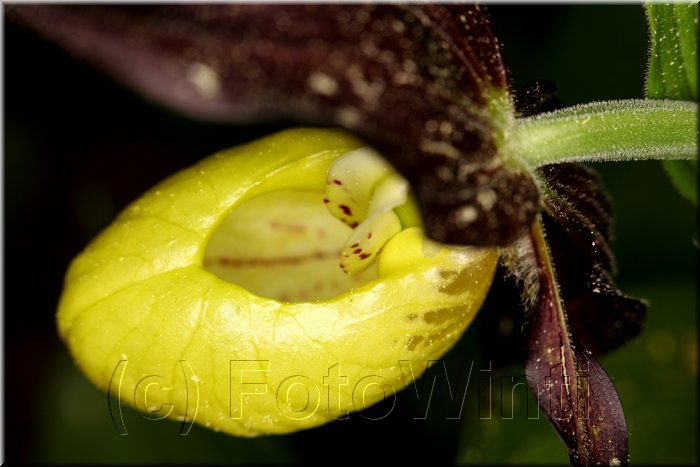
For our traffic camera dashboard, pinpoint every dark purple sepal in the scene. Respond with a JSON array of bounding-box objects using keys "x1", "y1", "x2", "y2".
[
  {"x1": 7, "y1": 4, "x2": 539, "y2": 246},
  {"x1": 537, "y1": 163, "x2": 646, "y2": 355},
  {"x1": 525, "y1": 220, "x2": 629, "y2": 466}
]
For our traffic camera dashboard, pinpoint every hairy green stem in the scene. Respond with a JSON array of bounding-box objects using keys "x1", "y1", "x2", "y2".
[{"x1": 514, "y1": 99, "x2": 697, "y2": 167}]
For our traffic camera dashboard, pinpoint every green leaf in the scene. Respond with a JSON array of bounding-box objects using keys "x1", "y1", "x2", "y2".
[
  {"x1": 663, "y1": 159, "x2": 698, "y2": 204},
  {"x1": 645, "y1": 3, "x2": 698, "y2": 100},
  {"x1": 645, "y1": 2, "x2": 698, "y2": 206}
]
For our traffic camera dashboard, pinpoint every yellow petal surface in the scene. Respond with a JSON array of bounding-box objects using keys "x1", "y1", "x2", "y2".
[{"x1": 57, "y1": 128, "x2": 498, "y2": 436}]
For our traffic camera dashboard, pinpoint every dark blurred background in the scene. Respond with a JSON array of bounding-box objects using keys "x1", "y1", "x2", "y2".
[{"x1": 3, "y1": 5, "x2": 697, "y2": 464}]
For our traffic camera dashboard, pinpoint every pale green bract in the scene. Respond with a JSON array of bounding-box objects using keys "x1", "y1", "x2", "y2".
[{"x1": 57, "y1": 128, "x2": 498, "y2": 436}]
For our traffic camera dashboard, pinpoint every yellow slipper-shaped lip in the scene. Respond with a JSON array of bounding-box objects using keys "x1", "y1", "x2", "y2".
[{"x1": 57, "y1": 128, "x2": 498, "y2": 436}]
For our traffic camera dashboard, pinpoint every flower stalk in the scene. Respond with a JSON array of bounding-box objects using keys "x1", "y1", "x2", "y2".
[{"x1": 514, "y1": 99, "x2": 697, "y2": 168}]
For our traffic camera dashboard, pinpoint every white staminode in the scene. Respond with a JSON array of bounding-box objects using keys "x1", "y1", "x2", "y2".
[{"x1": 324, "y1": 147, "x2": 409, "y2": 274}]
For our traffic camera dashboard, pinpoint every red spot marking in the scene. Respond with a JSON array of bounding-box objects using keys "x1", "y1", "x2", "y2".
[
  {"x1": 323, "y1": 197, "x2": 329, "y2": 204},
  {"x1": 367, "y1": 233, "x2": 372, "y2": 239},
  {"x1": 349, "y1": 222, "x2": 359, "y2": 228},
  {"x1": 350, "y1": 243, "x2": 359, "y2": 248},
  {"x1": 339, "y1": 204, "x2": 352, "y2": 216},
  {"x1": 359, "y1": 253, "x2": 371, "y2": 260},
  {"x1": 333, "y1": 179, "x2": 342, "y2": 185},
  {"x1": 353, "y1": 248, "x2": 362, "y2": 254}
]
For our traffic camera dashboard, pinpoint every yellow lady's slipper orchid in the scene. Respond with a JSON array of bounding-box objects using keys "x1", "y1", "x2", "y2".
[{"x1": 57, "y1": 128, "x2": 498, "y2": 436}]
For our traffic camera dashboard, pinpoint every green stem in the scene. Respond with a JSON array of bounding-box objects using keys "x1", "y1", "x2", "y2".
[{"x1": 514, "y1": 99, "x2": 697, "y2": 168}]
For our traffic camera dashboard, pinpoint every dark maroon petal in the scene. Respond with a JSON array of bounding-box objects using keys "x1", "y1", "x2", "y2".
[
  {"x1": 7, "y1": 4, "x2": 539, "y2": 246},
  {"x1": 525, "y1": 220, "x2": 629, "y2": 466},
  {"x1": 537, "y1": 163, "x2": 646, "y2": 355}
]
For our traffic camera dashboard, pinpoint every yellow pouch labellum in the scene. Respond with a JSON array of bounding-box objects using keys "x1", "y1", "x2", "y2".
[{"x1": 57, "y1": 128, "x2": 499, "y2": 437}]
